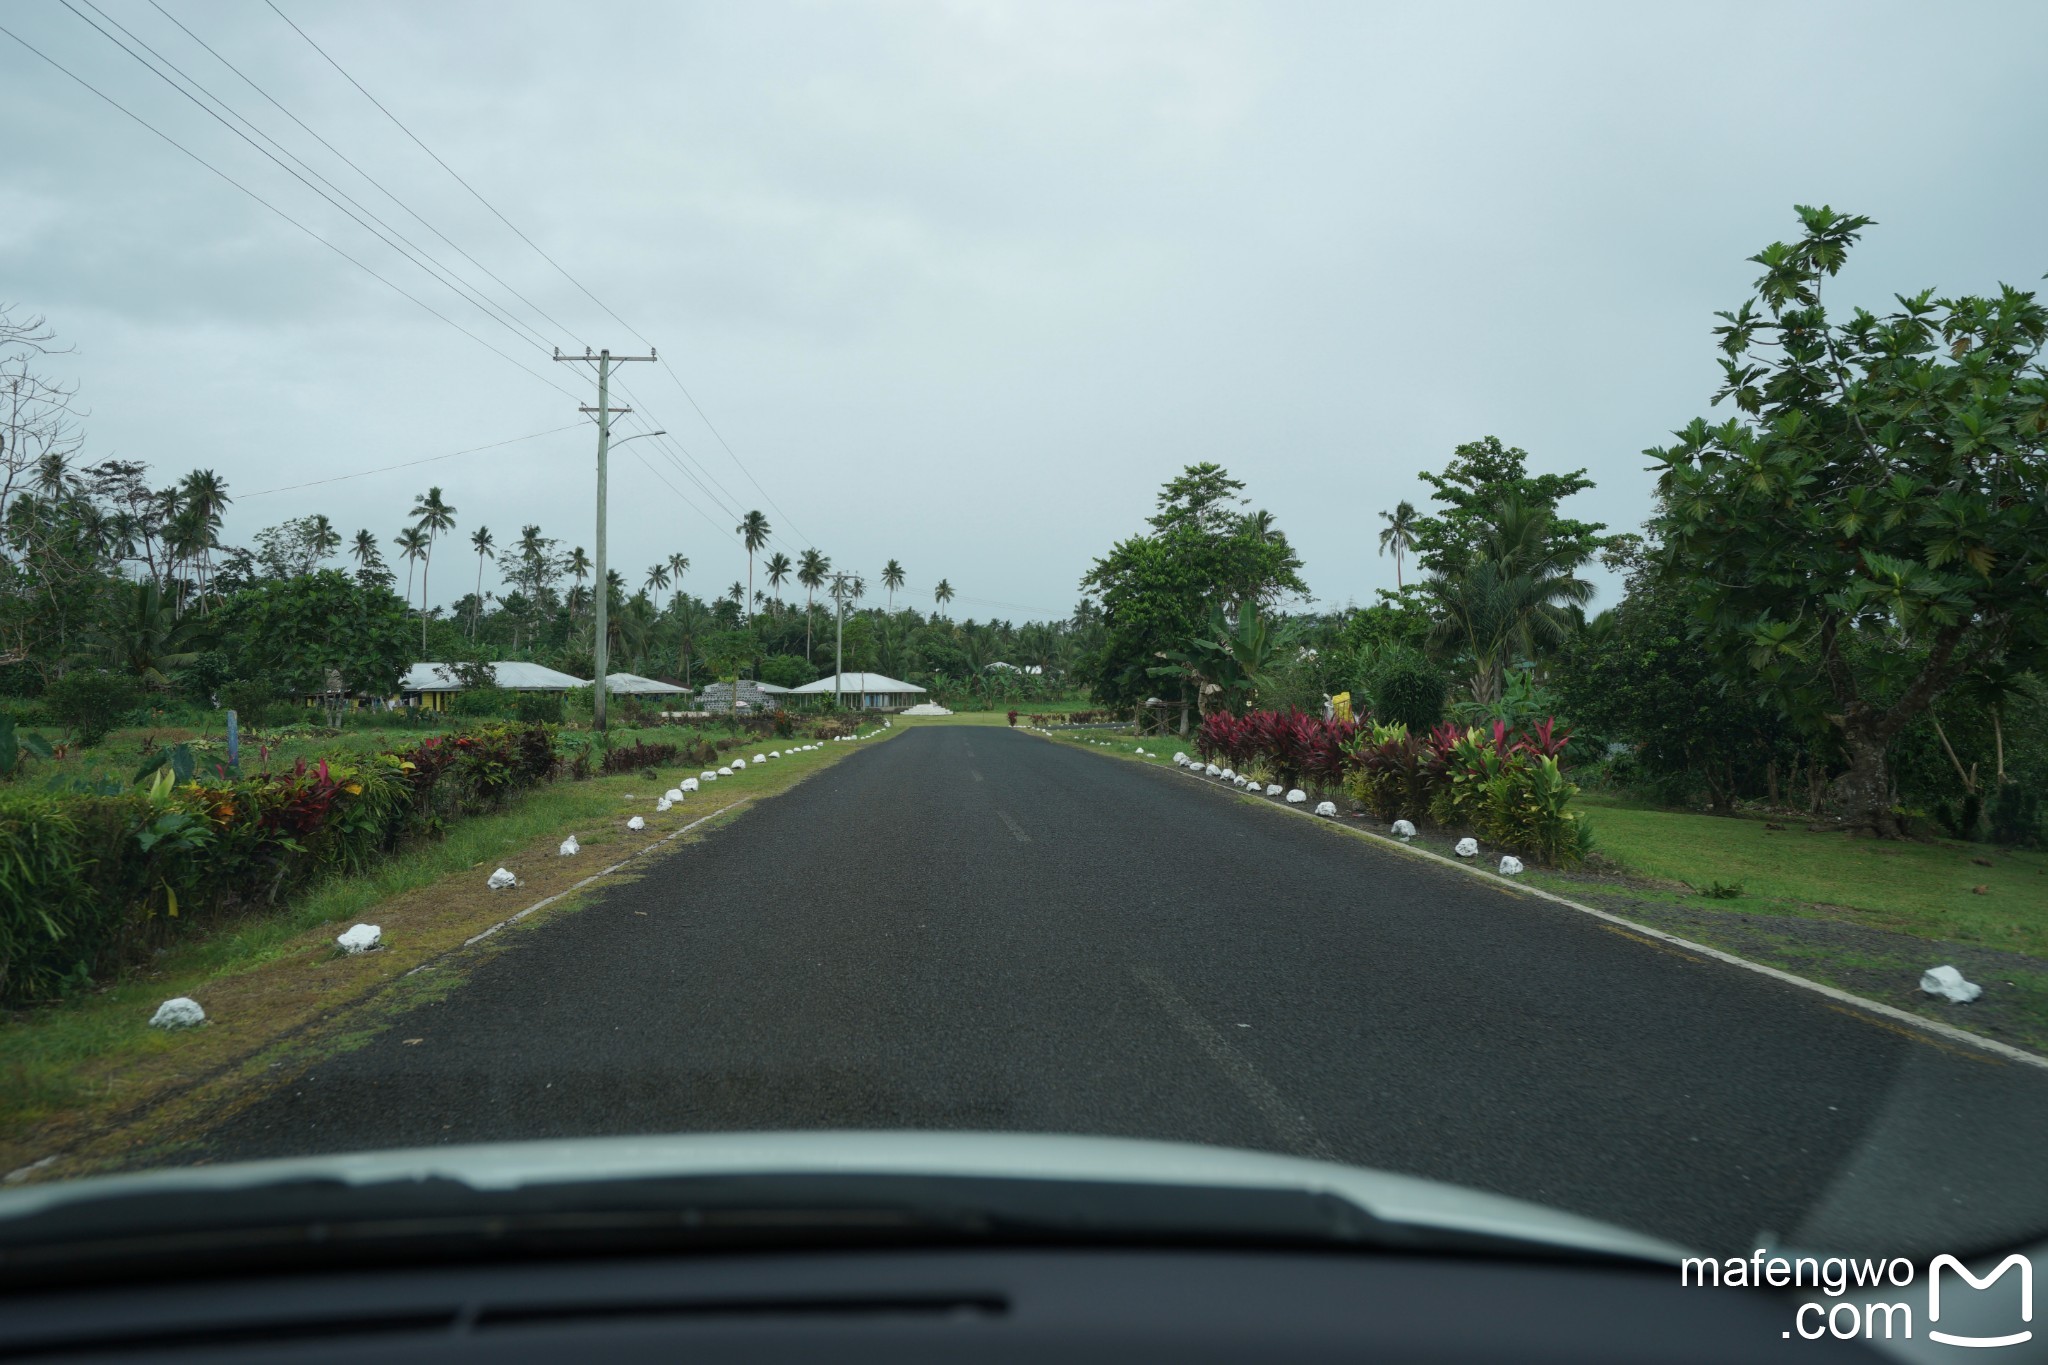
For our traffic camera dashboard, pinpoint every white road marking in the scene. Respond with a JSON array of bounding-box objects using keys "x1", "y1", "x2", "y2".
[
  {"x1": 1133, "y1": 964, "x2": 1335, "y2": 1161},
  {"x1": 996, "y1": 809, "x2": 1030, "y2": 843}
]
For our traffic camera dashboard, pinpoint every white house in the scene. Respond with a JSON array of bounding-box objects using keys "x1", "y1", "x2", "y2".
[
  {"x1": 787, "y1": 672, "x2": 927, "y2": 711},
  {"x1": 582, "y1": 672, "x2": 691, "y2": 697},
  {"x1": 397, "y1": 661, "x2": 589, "y2": 711}
]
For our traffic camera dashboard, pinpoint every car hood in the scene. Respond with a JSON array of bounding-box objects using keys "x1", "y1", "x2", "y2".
[{"x1": 0, "y1": 1131, "x2": 1688, "y2": 1264}]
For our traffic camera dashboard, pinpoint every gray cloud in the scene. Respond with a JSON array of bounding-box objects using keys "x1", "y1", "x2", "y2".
[{"x1": 5, "y1": 0, "x2": 2045, "y2": 619}]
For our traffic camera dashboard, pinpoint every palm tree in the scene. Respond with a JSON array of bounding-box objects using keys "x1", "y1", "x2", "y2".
[
  {"x1": 797, "y1": 548, "x2": 828, "y2": 660},
  {"x1": 735, "y1": 510, "x2": 770, "y2": 622},
  {"x1": 1378, "y1": 500, "x2": 1419, "y2": 590},
  {"x1": 98, "y1": 579, "x2": 213, "y2": 688},
  {"x1": 176, "y1": 468, "x2": 230, "y2": 606},
  {"x1": 933, "y1": 578, "x2": 954, "y2": 618},
  {"x1": 410, "y1": 486, "x2": 456, "y2": 650},
  {"x1": 393, "y1": 525, "x2": 428, "y2": 612},
  {"x1": 764, "y1": 551, "x2": 792, "y2": 610},
  {"x1": 645, "y1": 562, "x2": 672, "y2": 595},
  {"x1": 666, "y1": 551, "x2": 689, "y2": 587},
  {"x1": 307, "y1": 513, "x2": 342, "y2": 563},
  {"x1": 882, "y1": 559, "x2": 905, "y2": 610},
  {"x1": 566, "y1": 546, "x2": 592, "y2": 624},
  {"x1": 469, "y1": 526, "x2": 495, "y2": 636},
  {"x1": 670, "y1": 595, "x2": 712, "y2": 688},
  {"x1": 351, "y1": 528, "x2": 379, "y2": 568},
  {"x1": 1425, "y1": 497, "x2": 1593, "y2": 704}
]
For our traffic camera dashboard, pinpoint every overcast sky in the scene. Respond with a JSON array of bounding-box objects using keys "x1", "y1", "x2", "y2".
[{"x1": 5, "y1": 0, "x2": 2045, "y2": 621}]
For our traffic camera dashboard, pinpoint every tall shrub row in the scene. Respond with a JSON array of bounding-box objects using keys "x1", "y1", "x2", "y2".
[
  {"x1": 0, "y1": 722, "x2": 556, "y2": 1004},
  {"x1": 1345, "y1": 718, "x2": 1590, "y2": 868}
]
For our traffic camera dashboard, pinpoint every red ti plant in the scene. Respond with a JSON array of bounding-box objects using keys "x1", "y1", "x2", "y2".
[{"x1": 1515, "y1": 717, "x2": 1572, "y2": 764}]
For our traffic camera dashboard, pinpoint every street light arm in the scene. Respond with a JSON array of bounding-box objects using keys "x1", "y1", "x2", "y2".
[{"x1": 609, "y1": 430, "x2": 667, "y2": 448}]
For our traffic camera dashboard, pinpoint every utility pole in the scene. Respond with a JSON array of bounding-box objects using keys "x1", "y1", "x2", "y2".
[{"x1": 553, "y1": 345, "x2": 655, "y2": 731}]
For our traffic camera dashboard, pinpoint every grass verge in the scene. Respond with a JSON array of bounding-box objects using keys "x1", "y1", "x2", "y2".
[{"x1": 0, "y1": 730, "x2": 894, "y2": 1181}]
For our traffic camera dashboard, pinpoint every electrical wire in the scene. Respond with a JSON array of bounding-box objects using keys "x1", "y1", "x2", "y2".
[
  {"x1": 238, "y1": 423, "x2": 588, "y2": 497},
  {"x1": 0, "y1": 19, "x2": 576, "y2": 401}
]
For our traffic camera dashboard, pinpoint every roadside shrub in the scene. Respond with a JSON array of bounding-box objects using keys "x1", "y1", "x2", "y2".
[
  {"x1": 1482, "y1": 754, "x2": 1593, "y2": 869},
  {"x1": 449, "y1": 686, "x2": 517, "y2": 718},
  {"x1": 45, "y1": 671, "x2": 143, "y2": 748},
  {"x1": 1371, "y1": 662, "x2": 1447, "y2": 734},
  {"x1": 1345, "y1": 722, "x2": 1429, "y2": 822},
  {"x1": 600, "y1": 740, "x2": 681, "y2": 775},
  {"x1": 514, "y1": 691, "x2": 564, "y2": 725},
  {"x1": 218, "y1": 676, "x2": 277, "y2": 730}
]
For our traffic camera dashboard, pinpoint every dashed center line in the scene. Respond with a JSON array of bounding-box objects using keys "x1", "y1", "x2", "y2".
[
  {"x1": 971, "y1": 768, "x2": 983, "y2": 782},
  {"x1": 1132, "y1": 964, "x2": 1335, "y2": 1161},
  {"x1": 996, "y1": 809, "x2": 1030, "y2": 842}
]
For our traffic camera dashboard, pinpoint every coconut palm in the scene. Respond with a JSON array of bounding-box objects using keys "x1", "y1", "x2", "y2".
[
  {"x1": 176, "y1": 468, "x2": 230, "y2": 606},
  {"x1": 393, "y1": 525, "x2": 428, "y2": 609},
  {"x1": 1378, "y1": 500, "x2": 1419, "y2": 590},
  {"x1": 565, "y1": 545, "x2": 591, "y2": 623},
  {"x1": 98, "y1": 579, "x2": 213, "y2": 688},
  {"x1": 670, "y1": 594, "x2": 712, "y2": 688},
  {"x1": 735, "y1": 510, "x2": 770, "y2": 622},
  {"x1": 882, "y1": 559, "x2": 905, "y2": 610},
  {"x1": 351, "y1": 528, "x2": 379, "y2": 567},
  {"x1": 1424, "y1": 497, "x2": 1593, "y2": 704},
  {"x1": 764, "y1": 551, "x2": 792, "y2": 610},
  {"x1": 933, "y1": 578, "x2": 954, "y2": 618},
  {"x1": 666, "y1": 551, "x2": 690, "y2": 586},
  {"x1": 468, "y1": 526, "x2": 495, "y2": 636},
  {"x1": 307, "y1": 513, "x2": 342, "y2": 563},
  {"x1": 409, "y1": 486, "x2": 456, "y2": 650},
  {"x1": 645, "y1": 562, "x2": 671, "y2": 595},
  {"x1": 797, "y1": 548, "x2": 829, "y2": 660}
]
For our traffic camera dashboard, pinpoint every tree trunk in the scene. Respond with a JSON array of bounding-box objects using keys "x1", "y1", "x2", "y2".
[{"x1": 1828, "y1": 723, "x2": 1905, "y2": 837}]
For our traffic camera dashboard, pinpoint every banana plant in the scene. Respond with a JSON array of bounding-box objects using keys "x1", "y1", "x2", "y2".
[{"x1": 0, "y1": 713, "x2": 53, "y2": 779}]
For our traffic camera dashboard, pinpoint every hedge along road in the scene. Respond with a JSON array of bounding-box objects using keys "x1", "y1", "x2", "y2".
[{"x1": 200, "y1": 724, "x2": 2048, "y2": 1256}]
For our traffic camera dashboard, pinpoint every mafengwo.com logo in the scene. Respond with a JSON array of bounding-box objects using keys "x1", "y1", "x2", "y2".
[{"x1": 1681, "y1": 1249, "x2": 2033, "y2": 1346}]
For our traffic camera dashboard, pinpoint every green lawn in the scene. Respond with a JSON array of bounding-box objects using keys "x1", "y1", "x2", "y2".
[{"x1": 1560, "y1": 794, "x2": 2048, "y2": 958}]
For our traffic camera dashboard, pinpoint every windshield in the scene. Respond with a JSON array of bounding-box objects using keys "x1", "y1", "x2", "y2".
[{"x1": 2, "y1": 0, "x2": 2045, "y2": 1334}]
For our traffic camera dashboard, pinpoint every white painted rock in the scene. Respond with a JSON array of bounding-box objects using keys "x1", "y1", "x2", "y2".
[
  {"x1": 718, "y1": 766, "x2": 733, "y2": 776},
  {"x1": 1174, "y1": 753, "x2": 1189, "y2": 765},
  {"x1": 665, "y1": 788, "x2": 684, "y2": 802},
  {"x1": 655, "y1": 798, "x2": 672, "y2": 812},
  {"x1": 1498, "y1": 855, "x2": 1525, "y2": 876},
  {"x1": 731, "y1": 758, "x2": 747, "y2": 769},
  {"x1": 336, "y1": 923, "x2": 382, "y2": 953},
  {"x1": 487, "y1": 867, "x2": 519, "y2": 890},
  {"x1": 700, "y1": 770, "x2": 717, "y2": 780},
  {"x1": 1454, "y1": 838, "x2": 1478, "y2": 858},
  {"x1": 1286, "y1": 789, "x2": 1308, "y2": 804},
  {"x1": 150, "y1": 997, "x2": 205, "y2": 1029},
  {"x1": 1135, "y1": 748, "x2": 1146, "y2": 755},
  {"x1": 627, "y1": 815, "x2": 646, "y2": 831},
  {"x1": 1204, "y1": 763, "x2": 1221, "y2": 776},
  {"x1": 1314, "y1": 801, "x2": 1338, "y2": 818},
  {"x1": 558, "y1": 835, "x2": 580, "y2": 856},
  {"x1": 753, "y1": 753, "x2": 767, "y2": 763},
  {"x1": 681, "y1": 778, "x2": 699, "y2": 793},
  {"x1": 1391, "y1": 819, "x2": 1417, "y2": 840},
  {"x1": 769, "y1": 750, "x2": 781, "y2": 758},
  {"x1": 1266, "y1": 784, "x2": 1284, "y2": 797},
  {"x1": 1220, "y1": 768, "x2": 1236, "y2": 781},
  {"x1": 1921, "y1": 964, "x2": 1982, "y2": 1003}
]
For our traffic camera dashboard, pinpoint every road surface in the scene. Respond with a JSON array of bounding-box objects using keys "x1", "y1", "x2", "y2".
[{"x1": 204, "y1": 724, "x2": 2048, "y2": 1254}]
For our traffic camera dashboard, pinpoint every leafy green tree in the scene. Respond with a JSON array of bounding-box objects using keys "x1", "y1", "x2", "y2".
[
  {"x1": 44, "y1": 669, "x2": 141, "y2": 747},
  {"x1": 1424, "y1": 498, "x2": 1594, "y2": 703},
  {"x1": 94, "y1": 579, "x2": 213, "y2": 688},
  {"x1": 219, "y1": 570, "x2": 413, "y2": 699},
  {"x1": 1410, "y1": 437, "x2": 1606, "y2": 579},
  {"x1": 1649, "y1": 206, "x2": 2048, "y2": 835},
  {"x1": 1079, "y1": 466, "x2": 1307, "y2": 716}
]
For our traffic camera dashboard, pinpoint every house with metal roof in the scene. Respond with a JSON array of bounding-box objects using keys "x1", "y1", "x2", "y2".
[
  {"x1": 578, "y1": 672, "x2": 691, "y2": 697},
  {"x1": 398, "y1": 661, "x2": 589, "y2": 710},
  {"x1": 786, "y1": 672, "x2": 927, "y2": 711}
]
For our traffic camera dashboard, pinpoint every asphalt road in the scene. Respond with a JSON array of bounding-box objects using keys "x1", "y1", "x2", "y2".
[{"x1": 205, "y1": 725, "x2": 2048, "y2": 1255}]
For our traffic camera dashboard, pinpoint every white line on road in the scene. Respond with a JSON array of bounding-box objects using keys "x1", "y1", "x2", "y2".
[
  {"x1": 971, "y1": 768, "x2": 983, "y2": 782},
  {"x1": 1133, "y1": 964, "x2": 1336, "y2": 1162},
  {"x1": 996, "y1": 808, "x2": 1030, "y2": 842},
  {"x1": 439, "y1": 802, "x2": 751, "y2": 958}
]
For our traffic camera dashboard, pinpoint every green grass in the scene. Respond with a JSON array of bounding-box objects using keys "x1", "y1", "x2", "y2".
[{"x1": 1555, "y1": 793, "x2": 2048, "y2": 957}]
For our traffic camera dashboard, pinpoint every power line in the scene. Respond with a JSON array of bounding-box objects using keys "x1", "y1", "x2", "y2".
[
  {"x1": 149, "y1": 0, "x2": 588, "y2": 349},
  {"x1": 239, "y1": 423, "x2": 587, "y2": 497},
  {"x1": 0, "y1": 19, "x2": 577, "y2": 400},
  {"x1": 63, "y1": 0, "x2": 561, "y2": 363},
  {"x1": 263, "y1": 0, "x2": 812, "y2": 552}
]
